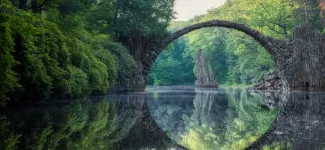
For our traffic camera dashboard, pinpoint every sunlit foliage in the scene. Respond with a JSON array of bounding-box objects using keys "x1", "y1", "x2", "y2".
[
  {"x1": 263, "y1": 141, "x2": 292, "y2": 150},
  {"x1": 149, "y1": 0, "x2": 325, "y2": 86}
]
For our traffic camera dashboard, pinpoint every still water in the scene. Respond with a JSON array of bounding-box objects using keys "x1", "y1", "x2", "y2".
[{"x1": 1, "y1": 86, "x2": 325, "y2": 150}]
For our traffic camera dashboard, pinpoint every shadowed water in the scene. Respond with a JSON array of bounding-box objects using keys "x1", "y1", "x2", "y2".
[{"x1": 1, "y1": 86, "x2": 325, "y2": 150}]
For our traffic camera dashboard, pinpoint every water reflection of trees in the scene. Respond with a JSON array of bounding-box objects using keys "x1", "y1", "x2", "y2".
[
  {"x1": 179, "y1": 89, "x2": 278, "y2": 150},
  {"x1": 148, "y1": 88, "x2": 279, "y2": 150},
  {"x1": 2, "y1": 90, "x2": 324, "y2": 149},
  {"x1": 0, "y1": 97, "x2": 143, "y2": 150},
  {"x1": 0, "y1": 94, "x2": 185, "y2": 150}
]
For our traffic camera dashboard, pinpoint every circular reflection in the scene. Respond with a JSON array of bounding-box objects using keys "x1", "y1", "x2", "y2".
[
  {"x1": 2, "y1": 87, "x2": 325, "y2": 149},
  {"x1": 147, "y1": 86, "x2": 279, "y2": 150}
]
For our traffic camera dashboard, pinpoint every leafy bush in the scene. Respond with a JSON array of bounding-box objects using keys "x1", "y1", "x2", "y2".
[{"x1": 0, "y1": 0, "x2": 136, "y2": 105}]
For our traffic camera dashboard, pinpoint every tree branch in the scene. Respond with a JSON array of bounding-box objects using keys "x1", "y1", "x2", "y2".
[{"x1": 26, "y1": 0, "x2": 51, "y2": 13}]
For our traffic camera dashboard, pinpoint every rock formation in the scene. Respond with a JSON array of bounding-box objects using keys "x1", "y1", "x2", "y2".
[
  {"x1": 195, "y1": 49, "x2": 218, "y2": 88},
  {"x1": 129, "y1": 19, "x2": 325, "y2": 91},
  {"x1": 252, "y1": 73, "x2": 283, "y2": 90}
]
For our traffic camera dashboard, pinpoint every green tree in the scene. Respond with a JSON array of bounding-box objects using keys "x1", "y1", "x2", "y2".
[
  {"x1": 148, "y1": 38, "x2": 195, "y2": 86},
  {"x1": 150, "y1": 0, "x2": 313, "y2": 85},
  {"x1": 0, "y1": 0, "x2": 137, "y2": 105},
  {"x1": 113, "y1": 0, "x2": 175, "y2": 62}
]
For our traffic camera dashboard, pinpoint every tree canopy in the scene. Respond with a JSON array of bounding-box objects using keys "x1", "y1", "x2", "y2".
[{"x1": 148, "y1": 0, "x2": 325, "y2": 86}]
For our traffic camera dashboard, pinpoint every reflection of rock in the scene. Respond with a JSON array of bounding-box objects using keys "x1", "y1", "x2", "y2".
[
  {"x1": 147, "y1": 89, "x2": 195, "y2": 142},
  {"x1": 250, "y1": 90, "x2": 288, "y2": 109},
  {"x1": 193, "y1": 88, "x2": 228, "y2": 128},
  {"x1": 146, "y1": 87, "x2": 289, "y2": 150},
  {"x1": 147, "y1": 87, "x2": 229, "y2": 145},
  {"x1": 247, "y1": 92, "x2": 325, "y2": 150},
  {"x1": 179, "y1": 88, "x2": 279, "y2": 150}
]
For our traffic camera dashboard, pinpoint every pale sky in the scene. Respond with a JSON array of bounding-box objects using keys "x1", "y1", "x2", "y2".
[{"x1": 174, "y1": 0, "x2": 227, "y2": 21}]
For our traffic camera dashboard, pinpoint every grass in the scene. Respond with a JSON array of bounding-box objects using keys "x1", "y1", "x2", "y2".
[{"x1": 219, "y1": 84, "x2": 252, "y2": 89}]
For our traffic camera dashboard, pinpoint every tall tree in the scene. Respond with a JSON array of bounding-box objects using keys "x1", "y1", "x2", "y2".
[
  {"x1": 294, "y1": 0, "x2": 324, "y2": 28},
  {"x1": 113, "y1": 0, "x2": 175, "y2": 89},
  {"x1": 113, "y1": 0, "x2": 175, "y2": 56}
]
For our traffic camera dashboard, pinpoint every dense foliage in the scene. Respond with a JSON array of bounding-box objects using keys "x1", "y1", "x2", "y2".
[
  {"x1": 148, "y1": 0, "x2": 325, "y2": 86},
  {"x1": 0, "y1": 98, "x2": 141, "y2": 149},
  {"x1": 114, "y1": 0, "x2": 175, "y2": 60},
  {"x1": 1, "y1": 0, "x2": 177, "y2": 105},
  {"x1": 0, "y1": 0, "x2": 137, "y2": 106},
  {"x1": 1, "y1": 0, "x2": 325, "y2": 104},
  {"x1": 148, "y1": 38, "x2": 195, "y2": 86}
]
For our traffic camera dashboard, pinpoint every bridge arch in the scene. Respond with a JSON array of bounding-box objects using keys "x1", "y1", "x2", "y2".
[
  {"x1": 140, "y1": 20, "x2": 284, "y2": 87},
  {"x1": 162, "y1": 20, "x2": 284, "y2": 56},
  {"x1": 133, "y1": 20, "x2": 325, "y2": 91}
]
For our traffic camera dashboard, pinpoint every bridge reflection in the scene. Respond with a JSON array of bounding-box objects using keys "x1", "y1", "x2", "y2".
[
  {"x1": 247, "y1": 91, "x2": 325, "y2": 149},
  {"x1": 1, "y1": 89, "x2": 325, "y2": 149},
  {"x1": 115, "y1": 94, "x2": 186, "y2": 150}
]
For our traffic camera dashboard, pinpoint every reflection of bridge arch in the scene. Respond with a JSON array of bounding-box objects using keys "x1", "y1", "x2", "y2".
[
  {"x1": 247, "y1": 92, "x2": 325, "y2": 150},
  {"x1": 116, "y1": 96, "x2": 187, "y2": 150}
]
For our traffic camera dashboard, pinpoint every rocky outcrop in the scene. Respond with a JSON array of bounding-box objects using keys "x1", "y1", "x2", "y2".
[
  {"x1": 252, "y1": 73, "x2": 283, "y2": 90},
  {"x1": 276, "y1": 25, "x2": 325, "y2": 91},
  {"x1": 195, "y1": 49, "x2": 218, "y2": 88},
  {"x1": 250, "y1": 25, "x2": 325, "y2": 91},
  {"x1": 166, "y1": 23, "x2": 325, "y2": 91},
  {"x1": 129, "y1": 19, "x2": 325, "y2": 91},
  {"x1": 129, "y1": 20, "x2": 279, "y2": 91}
]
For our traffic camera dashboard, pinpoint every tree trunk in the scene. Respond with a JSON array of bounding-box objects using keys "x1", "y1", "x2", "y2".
[
  {"x1": 127, "y1": 36, "x2": 147, "y2": 91},
  {"x1": 19, "y1": 0, "x2": 27, "y2": 9},
  {"x1": 304, "y1": 1, "x2": 309, "y2": 24}
]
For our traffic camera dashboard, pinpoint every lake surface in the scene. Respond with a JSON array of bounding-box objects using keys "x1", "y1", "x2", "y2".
[{"x1": 1, "y1": 86, "x2": 325, "y2": 150}]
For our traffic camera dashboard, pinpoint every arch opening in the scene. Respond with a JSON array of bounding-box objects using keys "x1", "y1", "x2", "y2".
[
  {"x1": 162, "y1": 20, "x2": 283, "y2": 55},
  {"x1": 134, "y1": 20, "x2": 325, "y2": 91},
  {"x1": 146, "y1": 20, "x2": 283, "y2": 87}
]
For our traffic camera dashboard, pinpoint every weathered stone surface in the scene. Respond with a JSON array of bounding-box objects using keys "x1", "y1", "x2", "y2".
[
  {"x1": 129, "y1": 20, "x2": 325, "y2": 91},
  {"x1": 163, "y1": 20, "x2": 283, "y2": 55},
  {"x1": 195, "y1": 49, "x2": 218, "y2": 88},
  {"x1": 277, "y1": 25, "x2": 325, "y2": 91},
  {"x1": 251, "y1": 73, "x2": 283, "y2": 90},
  {"x1": 264, "y1": 74, "x2": 279, "y2": 81}
]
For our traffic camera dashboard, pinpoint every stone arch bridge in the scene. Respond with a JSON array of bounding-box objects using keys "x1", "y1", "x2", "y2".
[{"x1": 130, "y1": 20, "x2": 325, "y2": 91}]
